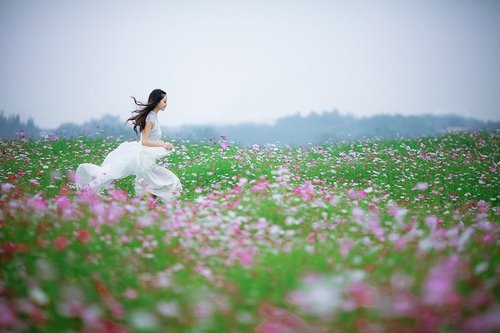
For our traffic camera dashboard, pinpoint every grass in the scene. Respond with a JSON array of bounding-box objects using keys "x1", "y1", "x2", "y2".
[{"x1": 0, "y1": 131, "x2": 498, "y2": 332}]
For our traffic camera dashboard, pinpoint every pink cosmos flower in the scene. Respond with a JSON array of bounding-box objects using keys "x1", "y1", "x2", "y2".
[
  {"x1": 368, "y1": 219, "x2": 384, "y2": 240},
  {"x1": 77, "y1": 188, "x2": 100, "y2": 205},
  {"x1": 463, "y1": 305, "x2": 500, "y2": 333},
  {"x1": 252, "y1": 181, "x2": 270, "y2": 192},
  {"x1": 54, "y1": 236, "x2": 70, "y2": 251},
  {"x1": 231, "y1": 247, "x2": 256, "y2": 267},
  {"x1": 220, "y1": 136, "x2": 230, "y2": 149},
  {"x1": 294, "y1": 181, "x2": 315, "y2": 201},
  {"x1": 393, "y1": 236, "x2": 410, "y2": 252},
  {"x1": 67, "y1": 170, "x2": 76, "y2": 183},
  {"x1": 156, "y1": 301, "x2": 180, "y2": 318},
  {"x1": 423, "y1": 255, "x2": 461, "y2": 307},
  {"x1": 391, "y1": 292, "x2": 417, "y2": 316},
  {"x1": 137, "y1": 216, "x2": 154, "y2": 228},
  {"x1": 413, "y1": 182, "x2": 429, "y2": 190},
  {"x1": 482, "y1": 234, "x2": 494, "y2": 244},
  {"x1": 0, "y1": 301, "x2": 19, "y2": 326},
  {"x1": 389, "y1": 204, "x2": 407, "y2": 222},
  {"x1": 344, "y1": 281, "x2": 377, "y2": 308},
  {"x1": 255, "y1": 304, "x2": 326, "y2": 333},
  {"x1": 467, "y1": 290, "x2": 491, "y2": 309},
  {"x1": 194, "y1": 265, "x2": 213, "y2": 280},
  {"x1": 425, "y1": 215, "x2": 440, "y2": 232},
  {"x1": 16, "y1": 130, "x2": 26, "y2": 139},
  {"x1": 109, "y1": 189, "x2": 128, "y2": 201},
  {"x1": 1, "y1": 183, "x2": 13, "y2": 193},
  {"x1": 27, "y1": 195, "x2": 47, "y2": 214},
  {"x1": 347, "y1": 189, "x2": 367, "y2": 200},
  {"x1": 340, "y1": 239, "x2": 353, "y2": 257},
  {"x1": 74, "y1": 230, "x2": 91, "y2": 244},
  {"x1": 477, "y1": 200, "x2": 489, "y2": 213},
  {"x1": 106, "y1": 204, "x2": 125, "y2": 224},
  {"x1": 55, "y1": 195, "x2": 72, "y2": 210},
  {"x1": 123, "y1": 289, "x2": 138, "y2": 299}
]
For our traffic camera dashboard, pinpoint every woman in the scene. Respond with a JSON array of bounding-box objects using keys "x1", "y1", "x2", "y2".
[{"x1": 75, "y1": 89, "x2": 182, "y2": 201}]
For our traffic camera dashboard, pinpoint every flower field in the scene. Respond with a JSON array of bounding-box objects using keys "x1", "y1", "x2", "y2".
[{"x1": 1, "y1": 132, "x2": 499, "y2": 332}]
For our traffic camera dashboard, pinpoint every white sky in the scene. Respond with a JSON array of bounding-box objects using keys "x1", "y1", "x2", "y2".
[{"x1": 1, "y1": 0, "x2": 499, "y2": 129}]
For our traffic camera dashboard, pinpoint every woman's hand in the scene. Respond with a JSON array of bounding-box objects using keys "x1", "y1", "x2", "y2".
[{"x1": 164, "y1": 142, "x2": 174, "y2": 150}]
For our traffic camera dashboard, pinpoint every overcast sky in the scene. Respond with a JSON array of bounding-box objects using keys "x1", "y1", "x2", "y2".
[{"x1": 1, "y1": 0, "x2": 499, "y2": 129}]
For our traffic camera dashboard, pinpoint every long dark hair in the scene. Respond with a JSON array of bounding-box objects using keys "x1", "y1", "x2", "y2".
[{"x1": 127, "y1": 89, "x2": 166, "y2": 136}]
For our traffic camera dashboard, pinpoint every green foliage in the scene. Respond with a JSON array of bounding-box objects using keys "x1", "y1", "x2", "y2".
[{"x1": 0, "y1": 132, "x2": 498, "y2": 332}]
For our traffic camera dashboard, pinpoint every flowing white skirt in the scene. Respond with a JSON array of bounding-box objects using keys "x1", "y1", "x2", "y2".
[{"x1": 75, "y1": 141, "x2": 182, "y2": 200}]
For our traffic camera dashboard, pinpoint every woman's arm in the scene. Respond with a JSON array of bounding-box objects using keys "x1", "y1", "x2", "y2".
[{"x1": 141, "y1": 121, "x2": 173, "y2": 149}]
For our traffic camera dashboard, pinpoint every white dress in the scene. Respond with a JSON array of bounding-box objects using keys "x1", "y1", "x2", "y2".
[{"x1": 75, "y1": 112, "x2": 182, "y2": 200}]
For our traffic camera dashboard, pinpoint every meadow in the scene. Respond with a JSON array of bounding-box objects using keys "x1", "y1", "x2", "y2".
[{"x1": 0, "y1": 131, "x2": 499, "y2": 333}]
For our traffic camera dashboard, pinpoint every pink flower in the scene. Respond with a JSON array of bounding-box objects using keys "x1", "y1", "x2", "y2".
[
  {"x1": 392, "y1": 292, "x2": 417, "y2": 316},
  {"x1": 339, "y1": 240, "x2": 353, "y2": 257},
  {"x1": 351, "y1": 207, "x2": 363, "y2": 220},
  {"x1": 123, "y1": 289, "x2": 138, "y2": 299},
  {"x1": 27, "y1": 195, "x2": 47, "y2": 214},
  {"x1": 16, "y1": 130, "x2": 26, "y2": 139},
  {"x1": 425, "y1": 215, "x2": 440, "y2": 231},
  {"x1": 0, "y1": 301, "x2": 19, "y2": 326},
  {"x1": 344, "y1": 282, "x2": 377, "y2": 308},
  {"x1": 78, "y1": 188, "x2": 100, "y2": 205},
  {"x1": 74, "y1": 230, "x2": 91, "y2": 244},
  {"x1": 231, "y1": 247, "x2": 256, "y2": 267},
  {"x1": 1, "y1": 183, "x2": 13, "y2": 193},
  {"x1": 467, "y1": 290, "x2": 491, "y2": 309},
  {"x1": 137, "y1": 216, "x2": 154, "y2": 228},
  {"x1": 413, "y1": 182, "x2": 429, "y2": 190},
  {"x1": 106, "y1": 204, "x2": 125, "y2": 224},
  {"x1": 393, "y1": 237, "x2": 410, "y2": 252},
  {"x1": 91, "y1": 202, "x2": 125, "y2": 225},
  {"x1": 482, "y1": 234, "x2": 494, "y2": 244},
  {"x1": 477, "y1": 200, "x2": 489, "y2": 213},
  {"x1": 156, "y1": 301, "x2": 180, "y2": 318},
  {"x1": 67, "y1": 170, "x2": 76, "y2": 183},
  {"x1": 293, "y1": 181, "x2": 315, "y2": 201},
  {"x1": 220, "y1": 136, "x2": 230, "y2": 149},
  {"x1": 255, "y1": 304, "x2": 325, "y2": 333},
  {"x1": 423, "y1": 255, "x2": 461, "y2": 307},
  {"x1": 367, "y1": 219, "x2": 384, "y2": 240},
  {"x1": 463, "y1": 305, "x2": 500, "y2": 332},
  {"x1": 109, "y1": 189, "x2": 128, "y2": 201},
  {"x1": 389, "y1": 204, "x2": 407, "y2": 221},
  {"x1": 252, "y1": 181, "x2": 270, "y2": 192},
  {"x1": 54, "y1": 236, "x2": 70, "y2": 251},
  {"x1": 55, "y1": 195, "x2": 72, "y2": 210},
  {"x1": 347, "y1": 189, "x2": 367, "y2": 200},
  {"x1": 195, "y1": 265, "x2": 213, "y2": 280}
]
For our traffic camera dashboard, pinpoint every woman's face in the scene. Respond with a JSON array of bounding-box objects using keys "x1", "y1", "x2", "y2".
[{"x1": 157, "y1": 95, "x2": 168, "y2": 111}]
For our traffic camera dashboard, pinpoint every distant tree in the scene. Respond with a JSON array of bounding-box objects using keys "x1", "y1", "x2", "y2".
[
  {"x1": 1, "y1": 110, "x2": 498, "y2": 144},
  {"x1": 0, "y1": 111, "x2": 40, "y2": 139},
  {"x1": 55, "y1": 115, "x2": 134, "y2": 139}
]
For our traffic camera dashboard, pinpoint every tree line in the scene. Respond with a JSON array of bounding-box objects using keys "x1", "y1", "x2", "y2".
[{"x1": 1, "y1": 110, "x2": 498, "y2": 145}]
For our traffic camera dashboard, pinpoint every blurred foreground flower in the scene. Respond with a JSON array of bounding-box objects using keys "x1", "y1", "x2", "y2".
[{"x1": 255, "y1": 304, "x2": 328, "y2": 333}]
